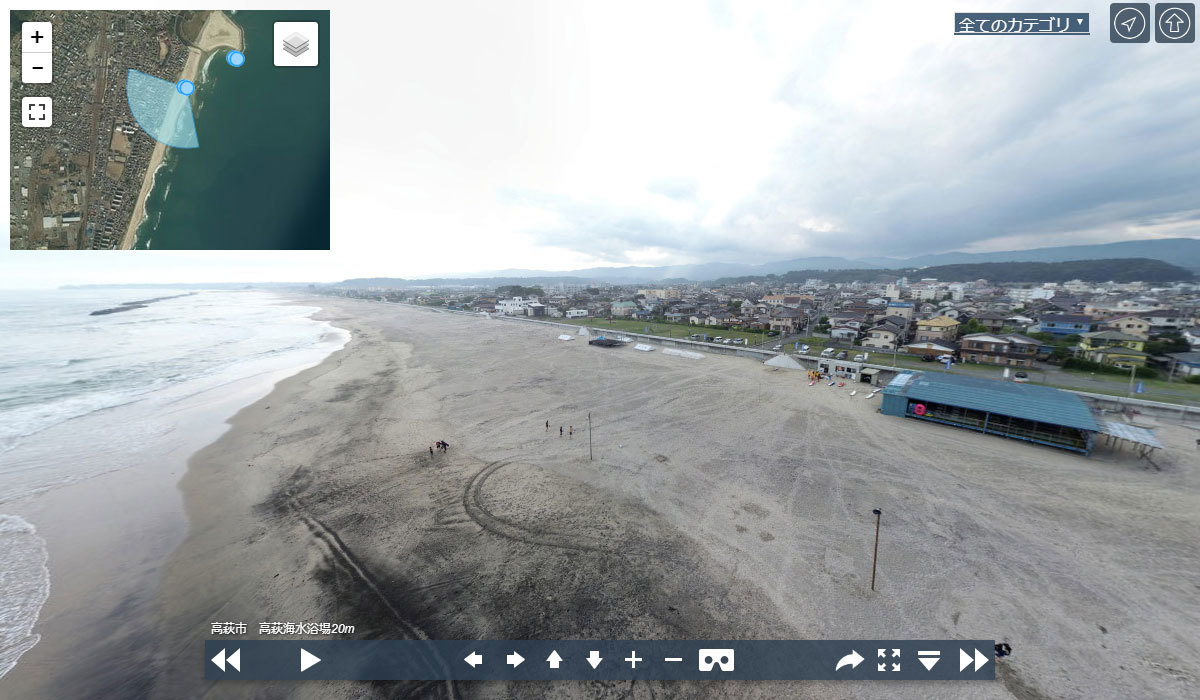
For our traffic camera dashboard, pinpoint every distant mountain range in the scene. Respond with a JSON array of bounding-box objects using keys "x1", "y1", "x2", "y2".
[{"x1": 343, "y1": 237, "x2": 1200, "y2": 286}]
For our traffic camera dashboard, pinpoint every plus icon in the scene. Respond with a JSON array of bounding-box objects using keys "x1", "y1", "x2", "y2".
[
  {"x1": 624, "y1": 651, "x2": 643, "y2": 669},
  {"x1": 30, "y1": 30, "x2": 45, "y2": 43}
]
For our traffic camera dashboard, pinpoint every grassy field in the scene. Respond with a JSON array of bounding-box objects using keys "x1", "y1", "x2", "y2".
[{"x1": 558, "y1": 318, "x2": 778, "y2": 345}]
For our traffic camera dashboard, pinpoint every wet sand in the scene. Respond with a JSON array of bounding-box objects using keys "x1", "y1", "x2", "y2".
[{"x1": 28, "y1": 296, "x2": 1199, "y2": 699}]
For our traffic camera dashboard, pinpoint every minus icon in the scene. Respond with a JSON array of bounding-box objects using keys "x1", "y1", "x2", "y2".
[{"x1": 664, "y1": 657, "x2": 683, "y2": 662}]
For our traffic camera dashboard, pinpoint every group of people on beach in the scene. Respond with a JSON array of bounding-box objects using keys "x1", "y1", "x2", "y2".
[
  {"x1": 545, "y1": 420, "x2": 573, "y2": 437},
  {"x1": 429, "y1": 440, "x2": 449, "y2": 456}
]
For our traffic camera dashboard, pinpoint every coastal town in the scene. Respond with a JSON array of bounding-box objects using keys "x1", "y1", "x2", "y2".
[
  {"x1": 9, "y1": 10, "x2": 238, "y2": 250},
  {"x1": 321, "y1": 271, "x2": 1200, "y2": 399}
]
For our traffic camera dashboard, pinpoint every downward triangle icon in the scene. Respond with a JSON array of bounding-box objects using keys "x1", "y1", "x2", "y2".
[{"x1": 919, "y1": 657, "x2": 938, "y2": 670}]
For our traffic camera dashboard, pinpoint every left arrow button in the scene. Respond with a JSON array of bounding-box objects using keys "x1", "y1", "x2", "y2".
[
  {"x1": 300, "y1": 648, "x2": 321, "y2": 672},
  {"x1": 464, "y1": 652, "x2": 483, "y2": 668},
  {"x1": 211, "y1": 648, "x2": 240, "y2": 672}
]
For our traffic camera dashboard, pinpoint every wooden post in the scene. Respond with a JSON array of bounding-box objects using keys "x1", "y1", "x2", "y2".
[
  {"x1": 588, "y1": 412, "x2": 593, "y2": 461},
  {"x1": 870, "y1": 508, "x2": 882, "y2": 591}
]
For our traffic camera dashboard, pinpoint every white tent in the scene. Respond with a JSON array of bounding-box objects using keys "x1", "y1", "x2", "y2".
[
  {"x1": 633, "y1": 344, "x2": 655, "y2": 352},
  {"x1": 663, "y1": 348, "x2": 704, "y2": 360},
  {"x1": 764, "y1": 354, "x2": 804, "y2": 370},
  {"x1": 577, "y1": 326, "x2": 590, "y2": 336}
]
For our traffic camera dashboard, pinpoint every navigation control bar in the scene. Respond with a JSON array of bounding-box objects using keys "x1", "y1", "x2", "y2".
[{"x1": 204, "y1": 640, "x2": 996, "y2": 681}]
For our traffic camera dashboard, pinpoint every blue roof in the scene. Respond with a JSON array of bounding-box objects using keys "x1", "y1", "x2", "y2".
[{"x1": 884, "y1": 371, "x2": 1099, "y2": 431}]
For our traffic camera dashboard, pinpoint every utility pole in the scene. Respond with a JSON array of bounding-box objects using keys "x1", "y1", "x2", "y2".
[
  {"x1": 1126, "y1": 363, "x2": 1136, "y2": 397},
  {"x1": 870, "y1": 508, "x2": 882, "y2": 591},
  {"x1": 588, "y1": 412, "x2": 593, "y2": 461}
]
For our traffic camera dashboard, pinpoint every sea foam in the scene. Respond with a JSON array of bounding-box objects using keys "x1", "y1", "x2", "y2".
[{"x1": 0, "y1": 514, "x2": 51, "y2": 679}]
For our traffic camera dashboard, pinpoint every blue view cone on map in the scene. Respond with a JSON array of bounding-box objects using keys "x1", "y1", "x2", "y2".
[{"x1": 126, "y1": 70, "x2": 199, "y2": 148}]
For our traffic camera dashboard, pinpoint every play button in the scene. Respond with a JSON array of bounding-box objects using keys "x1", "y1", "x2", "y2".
[{"x1": 300, "y1": 648, "x2": 321, "y2": 672}]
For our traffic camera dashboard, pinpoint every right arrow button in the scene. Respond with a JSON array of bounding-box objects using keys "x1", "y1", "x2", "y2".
[
  {"x1": 960, "y1": 647, "x2": 990, "y2": 672},
  {"x1": 973, "y1": 648, "x2": 990, "y2": 671}
]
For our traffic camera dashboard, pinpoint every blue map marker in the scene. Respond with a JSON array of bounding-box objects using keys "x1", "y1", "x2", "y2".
[
  {"x1": 226, "y1": 50, "x2": 245, "y2": 67},
  {"x1": 176, "y1": 79, "x2": 195, "y2": 96}
]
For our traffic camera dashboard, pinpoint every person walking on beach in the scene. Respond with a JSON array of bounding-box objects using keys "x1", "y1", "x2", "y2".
[
  {"x1": 429, "y1": 445, "x2": 434, "y2": 457},
  {"x1": 559, "y1": 426, "x2": 563, "y2": 437},
  {"x1": 442, "y1": 441, "x2": 450, "y2": 453},
  {"x1": 545, "y1": 420, "x2": 549, "y2": 432},
  {"x1": 569, "y1": 426, "x2": 574, "y2": 438}
]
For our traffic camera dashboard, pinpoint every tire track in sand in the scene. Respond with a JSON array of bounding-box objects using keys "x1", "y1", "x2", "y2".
[{"x1": 281, "y1": 488, "x2": 460, "y2": 699}]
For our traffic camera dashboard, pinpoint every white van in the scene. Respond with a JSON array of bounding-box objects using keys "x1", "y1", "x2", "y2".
[{"x1": 820, "y1": 348, "x2": 835, "y2": 357}]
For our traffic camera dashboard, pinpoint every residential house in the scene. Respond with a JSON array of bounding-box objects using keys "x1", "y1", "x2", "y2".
[
  {"x1": 769, "y1": 309, "x2": 805, "y2": 334},
  {"x1": 610, "y1": 301, "x2": 638, "y2": 318},
  {"x1": 1078, "y1": 330, "x2": 1149, "y2": 367},
  {"x1": 885, "y1": 301, "x2": 914, "y2": 322},
  {"x1": 1142, "y1": 309, "x2": 1188, "y2": 333},
  {"x1": 1166, "y1": 351, "x2": 1200, "y2": 378},
  {"x1": 958, "y1": 333, "x2": 1041, "y2": 367},
  {"x1": 497, "y1": 297, "x2": 532, "y2": 315},
  {"x1": 565, "y1": 308, "x2": 588, "y2": 319},
  {"x1": 705, "y1": 311, "x2": 735, "y2": 326},
  {"x1": 829, "y1": 326, "x2": 859, "y2": 342},
  {"x1": 971, "y1": 311, "x2": 1009, "y2": 333},
  {"x1": 862, "y1": 320, "x2": 906, "y2": 350},
  {"x1": 1184, "y1": 326, "x2": 1200, "y2": 349},
  {"x1": 914, "y1": 316, "x2": 960, "y2": 343},
  {"x1": 1036, "y1": 313, "x2": 1096, "y2": 336},
  {"x1": 1100, "y1": 314, "x2": 1151, "y2": 339}
]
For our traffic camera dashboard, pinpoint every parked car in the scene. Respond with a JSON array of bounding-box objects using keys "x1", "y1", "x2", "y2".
[
  {"x1": 921, "y1": 354, "x2": 935, "y2": 362},
  {"x1": 853, "y1": 354, "x2": 865, "y2": 362},
  {"x1": 734, "y1": 338, "x2": 747, "y2": 345},
  {"x1": 820, "y1": 348, "x2": 835, "y2": 357},
  {"x1": 766, "y1": 330, "x2": 780, "y2": 336},
  {"x1": 1014, "y1": 371, "x2": 1029, "y2": 383},
  {"x1": 713, "y1": 336, "x2": 723, "y2": 342},
  {"x1": 835, "y1": 351, "x2": 848, "y2": 360},
  {"x1": 723, "y1": 338, "x2": 732, "y2": 344},
  {"x1": 800, "y1": 344, "x2": 810, "y2": 353},
  {"x1": 772, "y1": 344, "x2": 783, "y2": 351},
  {"x1": 936, "y1": 354, "x2": 954, "y2": 363}
]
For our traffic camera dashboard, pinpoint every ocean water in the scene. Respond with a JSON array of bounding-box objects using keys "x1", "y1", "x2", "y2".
[
  {"x1": 135, "y1": 10, "x2": 330, "y2": 250},
  {"x1": 0, "y1": 289, "x2": 348, "y2": 679}
]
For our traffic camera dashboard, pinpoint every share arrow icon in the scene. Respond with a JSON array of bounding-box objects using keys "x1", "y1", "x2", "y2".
[{"x1": 835, "y1": 650, "x2": 864, "y2": 671}]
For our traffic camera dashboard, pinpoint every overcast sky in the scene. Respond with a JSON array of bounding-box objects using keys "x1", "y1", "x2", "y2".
[{"x1": 3, "y1": 0, "x2": 1199, "y2": 288}]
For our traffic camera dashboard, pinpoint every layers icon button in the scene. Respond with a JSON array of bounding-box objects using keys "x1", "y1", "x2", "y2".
[{"x1": 274, "y1": 21, "x2": 319, "y2": 67}]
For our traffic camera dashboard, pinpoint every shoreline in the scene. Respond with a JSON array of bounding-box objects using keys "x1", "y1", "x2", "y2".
[
  {"x1": 119, "y1": 11, "x2": 245, "y2": 250},
  {"x1": 0, "y1": 295, "x2": 346, "y2": 698}
]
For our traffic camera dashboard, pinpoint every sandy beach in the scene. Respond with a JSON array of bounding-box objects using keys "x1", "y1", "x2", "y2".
[
  {"x1": 47, "y1": 296, "x2": 1184, "y2": 699},
  {"x1": 119, "y1": 11, "x2": 244, "y2": 250}
]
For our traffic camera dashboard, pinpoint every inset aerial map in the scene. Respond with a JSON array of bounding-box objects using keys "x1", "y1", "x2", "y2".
[{"x1": 10, "y1": 10, "x2": 330, "y2": 250}]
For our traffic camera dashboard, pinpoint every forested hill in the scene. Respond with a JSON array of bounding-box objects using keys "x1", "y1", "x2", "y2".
[{"x1": 713, "y1": 258, "x2": 1195, "y2": 285}]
